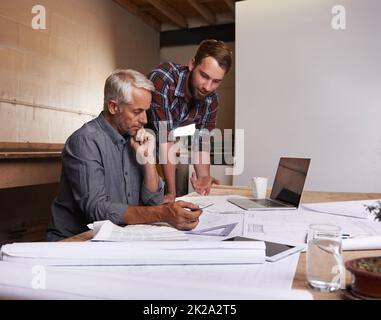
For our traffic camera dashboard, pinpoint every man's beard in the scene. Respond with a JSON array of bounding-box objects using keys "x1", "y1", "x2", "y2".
[
  {"x1": 114, "y1": 112, "x2": 131, "y2": 136},
  {"x1": 188, "y1": 70, "x2": 197, "y2": 99},
  {"x1": 188, "y1": 70, "x2": 206, "y2": 102}
]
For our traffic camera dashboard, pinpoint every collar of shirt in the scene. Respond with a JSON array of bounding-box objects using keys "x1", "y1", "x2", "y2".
[
  {"x1": 174, "y1": 66, "x2": 189, "y2": 100},
  {"x1": 96, "y1": 112, "x2": 129, "y2": 148}
]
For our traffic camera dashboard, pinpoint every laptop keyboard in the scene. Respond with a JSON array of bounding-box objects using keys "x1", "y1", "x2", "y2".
[{"x1": 252, "y1": 199, "x2": 289, "y2": 208}]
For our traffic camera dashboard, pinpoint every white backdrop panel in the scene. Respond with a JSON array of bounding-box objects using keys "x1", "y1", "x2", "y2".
[{"x1": 235, "y1": 0, "x2": 381, "y2": 192}]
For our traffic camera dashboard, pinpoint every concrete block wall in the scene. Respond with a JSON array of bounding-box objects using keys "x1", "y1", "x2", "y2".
[{"x1": 0, "y1": 0, "x2": 160, "y2": 143}]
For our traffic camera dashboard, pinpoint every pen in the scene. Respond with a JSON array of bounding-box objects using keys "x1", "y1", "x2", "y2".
[{"x1": 187, "y1": 203, "x2": 214, "y2": 211}]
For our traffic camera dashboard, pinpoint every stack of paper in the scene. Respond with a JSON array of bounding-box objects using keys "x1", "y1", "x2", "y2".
[
  {"x1": 0, "y1": 241, "x2": 266, "y2": 266},
  {"x1": 0, "y1": 261, "x2": 311, "y2": 300},
  {"x1": 91, "y1": 220, "x2": 188, "y2": 241}
]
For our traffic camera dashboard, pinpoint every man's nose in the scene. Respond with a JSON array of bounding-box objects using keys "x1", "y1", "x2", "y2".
[
  {"x1": 204, "y1": 80, "x2": 213, "y2": 92},
  {"x1": 140, "y1": 112, "x2": 147, "y2": 125}
]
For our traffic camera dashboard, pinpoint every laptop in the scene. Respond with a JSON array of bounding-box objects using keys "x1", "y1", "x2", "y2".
[{"x1": 228, "y1": 157, "x2": 311, "y2": 210}]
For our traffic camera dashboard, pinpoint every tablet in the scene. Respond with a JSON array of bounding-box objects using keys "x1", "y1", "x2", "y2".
[{"x1": 223, "y1": 236, "x2": 304, "y2": 262}]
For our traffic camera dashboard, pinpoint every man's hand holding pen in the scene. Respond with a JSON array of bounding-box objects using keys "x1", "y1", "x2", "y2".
[{"x1": 161, "y1": 201, "x2": 203, "y2": 230}]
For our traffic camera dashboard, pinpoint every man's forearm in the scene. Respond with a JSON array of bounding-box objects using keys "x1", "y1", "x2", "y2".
[
  {"x1": 194, "y1": 151, "x2": 211, "y2": 177},
  {"x1": 124, "y1": 205, "x2": 165, "y2": 225},
  {"x1": 143, "y1": 162, "x2": 159, "y2": 192},
  {"x1": 124, "y1": 201, "x2": 202, "y2": 231},
  {"x1": 162, "y1": 162, "x2": 176, "y2": 195},
  {"x1": 160, "y1": 142, "x2": 177, "y2": 196}
]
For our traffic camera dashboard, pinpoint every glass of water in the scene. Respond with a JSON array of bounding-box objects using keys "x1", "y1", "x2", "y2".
[{"x1": 306, "y1": 224, "x2": 344, "y2": 292}]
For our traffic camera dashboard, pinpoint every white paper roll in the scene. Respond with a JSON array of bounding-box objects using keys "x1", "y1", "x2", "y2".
[{"x1": 343, "y1": 235, "x2": 381, "y2": 251}]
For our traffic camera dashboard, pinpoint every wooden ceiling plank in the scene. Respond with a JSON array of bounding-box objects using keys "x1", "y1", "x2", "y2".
[
  {"x1": 187, "y1": 0, "x2": 216, "y2": 25},
  {"x1": 223, "y1": 0, "x2": 235, "y2": 13},
  {"x1": 146, "y1": 0, "x2": 188, "y2": 29},
  {"x1": 113, "y1": 0, "x2": 161, "y2": 31}
]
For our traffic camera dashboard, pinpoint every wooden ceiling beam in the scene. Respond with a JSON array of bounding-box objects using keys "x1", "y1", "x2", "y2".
[
  {"x1": 187, "y1": 0, "x2": 216, "y2": 25},
  {"x1": 160, "y1": 23, "x2": 235, "y2": 48},
  {"x1": 113, "y1": 0, "x2": 161, "y2": 31},
  {"x1": 223, "y1": 0, "x2": 235, "y2": 13},
  {"x1": 138, "y1": 5, "x2": 152, "y2": 12},
  {"x1": 146, "y1": 0, "x2": 188, "y2": 29}
]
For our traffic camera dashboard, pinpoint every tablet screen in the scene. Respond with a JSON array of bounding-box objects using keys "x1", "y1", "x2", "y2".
[
  {"x1": 264, "y1": 241, "x2": 295, "y2": 257},
  {"x1": 223, "y1": 236, "x2": 295, "y2": 257}
]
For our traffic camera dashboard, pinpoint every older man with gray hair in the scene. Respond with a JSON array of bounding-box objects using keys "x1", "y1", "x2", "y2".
[{"x1": 47, "y1": 69, "x2": 202, "y2": 241}]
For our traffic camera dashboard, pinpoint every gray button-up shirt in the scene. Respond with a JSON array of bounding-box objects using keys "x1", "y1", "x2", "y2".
[{"x1": 47, "y1": 112, "x2": 164, "y2": 241}]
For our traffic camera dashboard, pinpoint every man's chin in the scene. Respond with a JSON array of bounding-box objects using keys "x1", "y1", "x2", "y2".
[
  {"x1": 128, "y1": 127, "x2": 141, "y2": 137},
  {"x1": 193, "y1": 93, "x2": 206, "y2": 101},
  {"x1": 195, "y1": 90, "x2": 210, "y2": 100}
]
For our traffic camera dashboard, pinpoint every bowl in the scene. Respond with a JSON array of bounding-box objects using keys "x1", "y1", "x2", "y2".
[{"x1": 345, "y1": 256, "x2": 381, "y2": 299}]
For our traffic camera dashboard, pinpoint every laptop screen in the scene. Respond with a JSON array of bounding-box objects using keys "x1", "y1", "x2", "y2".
[{"x1": 270, "y1": 157, "x2": 311, "y2": 207}]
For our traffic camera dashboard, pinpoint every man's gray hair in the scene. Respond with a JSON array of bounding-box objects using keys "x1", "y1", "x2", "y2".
[{"x1": 103, "y1": 69, "x2": 155, "y2": 110}]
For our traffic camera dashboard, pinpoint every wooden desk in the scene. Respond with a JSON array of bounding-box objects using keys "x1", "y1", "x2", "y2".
[
  {"x1": 198, "y1": 185, "x2": 381, "y2": 300},
  {"x1": 65, "y1": 185, "x2": 381, "y2": 300}
]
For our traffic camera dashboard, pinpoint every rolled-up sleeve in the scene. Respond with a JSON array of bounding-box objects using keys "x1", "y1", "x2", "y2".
[
  {"x1": 63, "y1": 134, "x2": 128, "y2": 225},
  {"x1": 141, "y1": 178, "x2": 165, "y2": 205}
]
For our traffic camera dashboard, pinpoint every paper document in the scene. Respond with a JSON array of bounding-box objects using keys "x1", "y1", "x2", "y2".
[
  {"x1": 243, "y1": 206, "x2": 381, "y2": 245},
  {"x1": 0, "y1": 261, "x2": 311, "y2": 300},
  {"x1": 185, "y1": 211, "x2": 243, "y2": 241},
  {"x1": 302, "y1": 199, "x2": 381, "y2": 219},
  {"x1": 186, "y1": 223, "x2": 238, "y2": 236},
  {"x1": 91, "y1": 220, "x2": 188, "y2": 241},
  {"x1": 1, "y1": 241, "x2": 266, "y2": 266}
]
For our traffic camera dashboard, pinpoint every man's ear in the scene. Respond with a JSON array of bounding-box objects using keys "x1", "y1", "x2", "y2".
[
  {"x1": 107, "y1": 100, "x2": 118, "y2": 115},
  {"x1": 188, "y1": 58, "x2": 195, "y2": 71}
]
